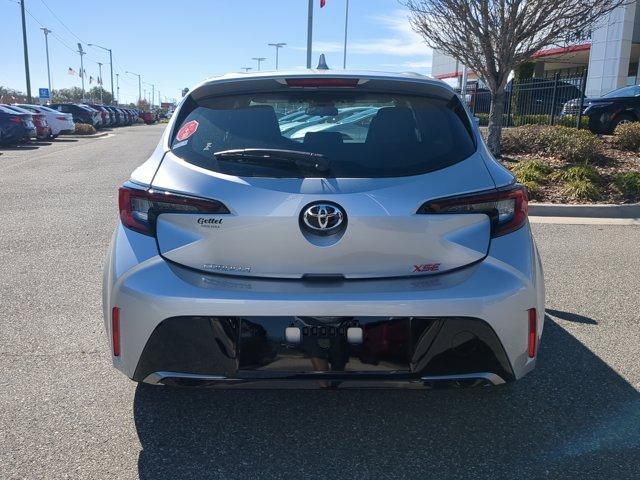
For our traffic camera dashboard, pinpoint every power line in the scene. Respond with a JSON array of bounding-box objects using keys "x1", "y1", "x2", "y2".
[{"x1": 39, "y1": 0, "x2": 84, "y2": 43}]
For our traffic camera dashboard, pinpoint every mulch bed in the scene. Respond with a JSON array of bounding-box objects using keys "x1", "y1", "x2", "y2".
[{"x1": 500, "y1": 135, "x2": 640, "y2": 204}]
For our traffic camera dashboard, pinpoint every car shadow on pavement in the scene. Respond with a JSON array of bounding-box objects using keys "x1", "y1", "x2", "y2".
[{"x1": 133, "y1": 318, "x2": 639, "y2": 480}]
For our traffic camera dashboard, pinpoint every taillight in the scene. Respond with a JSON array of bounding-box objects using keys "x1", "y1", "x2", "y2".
[
  {"x1": 118, "y1": 185, "x2": 230, "y2": 236},
  {"x1": 417, "y1": 185, "x2": 528, "y2": 237},
  {"x1": 528, "y1": 308, "x2": 537, "y2": 358},
  {"x1": 285, "y1": 78, "x2": 360, "y2": 87},
  {"x1": 9, "y1": 116, "x2": 22, "y2": 124},
  {"x1": 112, "y1": 307, "x2": 120, "y2": 356},
  {"x1": 56, "y1": 116, "x2": 67, "y2": 120}
]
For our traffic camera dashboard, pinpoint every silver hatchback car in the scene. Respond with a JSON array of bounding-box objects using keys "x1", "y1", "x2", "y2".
[{"x1": 103, "y1": 71, "x2": 544, "y2": 388}]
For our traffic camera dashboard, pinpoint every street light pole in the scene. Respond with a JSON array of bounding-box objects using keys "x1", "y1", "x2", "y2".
[
  {"x1": 268, "y1": 43, "x2": 286, "y2": 70},
  {"x1": 41, "y1": 27, "x2": 52, "y2": 99},
  {"x1": 77, "y1": 43, "x2": 86, "y2": 99},
  {"x1": 126, "y1": 71, "x2": 141, "y2": 104},
  {"x1": 240, "y1": 67, "x2": 252, "y2": 73},
  {"x1": 88, "y1": 43, "x2": 114, "y2": 105},
  {"x1": 252, "y1": 57, "x2": 266, "y2": 71},
  {"x1": 20, "y1": 0, "x2": 32, "y2": 102},
  {"x1": 115, "y1": 73, "x2": 119, "y2": 104},
  {"x1": 343, "y1": 0, "x2": 349, "y2": 69},
  {"x1": 306, "y1": 0, "x2": 313, "y2": 68}
]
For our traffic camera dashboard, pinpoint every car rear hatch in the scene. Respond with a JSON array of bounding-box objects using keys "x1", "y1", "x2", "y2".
[{"x1": 133, "y1": 75, "x2": 523, "y2": 280}]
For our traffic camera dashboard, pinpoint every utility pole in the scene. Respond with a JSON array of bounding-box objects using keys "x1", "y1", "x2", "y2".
[
  {"x1": 97, "y1": 62, "x2": 103, "y2": 102},
  {"x1": 343, "y1": 0, "x2": 349, "y2": 69},
  {"x1": 77, "y1": 43, "x2": 86, "y2": 99},
  {"x1": 88, "y1": 44, "x2": 114, "y2": 105},
  {"x1": 252, "y1": 57, "x2": 266, "y2": 71},
  {"x1": 115, "y1": 73, "x2": 119, "y2": 104},
  {"x1": 20, "y1": 0, "x2": 32, "y2": 102},
  {"x1": 126, "y1": 71, "x2": 141, "y2": 104},
  {"x1": 268, "y1": 43, "x2": 286, "y2": 70},
  {"x1": 41, "y1": 27, "x2": 52, "y2": 99},
  {"x1": 144, "y1": 81, "x2": 154, "y2": 108},
  {"x1": 241, "y1": 67, "x2": 252, "y2": 73},
  {"x1": 306, "y1": 0, "x2": 313, "y2": 68}
]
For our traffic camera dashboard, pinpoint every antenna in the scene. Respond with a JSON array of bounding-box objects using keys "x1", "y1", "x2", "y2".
[{"x1": 316, "y1": 54, "x2": 329, "y2": 70}]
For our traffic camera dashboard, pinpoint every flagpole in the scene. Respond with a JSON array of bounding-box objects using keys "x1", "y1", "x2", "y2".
[
  {"x1": 343, "y1": 0, "x2": 349, "y2": 69},
  {"x1": 306, "y1": 0, "x2": 313, "y2": 68}
]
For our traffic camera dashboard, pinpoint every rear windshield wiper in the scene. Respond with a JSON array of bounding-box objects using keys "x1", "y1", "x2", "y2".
[{"x1": 214, "y1": 148, "x2": 330, "y2": 173}]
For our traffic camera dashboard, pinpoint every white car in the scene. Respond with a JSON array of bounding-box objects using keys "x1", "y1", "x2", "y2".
[
  {"x1": 15, "y1": 104, "x2": 75, "y2": 137},
  {"x1": 103, "y1": 70, "x2": 545, "y2": 388}
]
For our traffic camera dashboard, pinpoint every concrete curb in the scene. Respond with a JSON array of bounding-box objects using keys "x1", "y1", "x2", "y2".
[
  {"x1": 529, "y1": 202, "x2": 640, "y2": 218},
  {"x1": 61, "y1": 131, "x2": 109, "y2": 139}
]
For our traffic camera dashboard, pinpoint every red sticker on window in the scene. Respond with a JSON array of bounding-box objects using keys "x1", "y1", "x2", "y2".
[{"x1": 176, "y1": 120, "x2": 199, "y2": 141}]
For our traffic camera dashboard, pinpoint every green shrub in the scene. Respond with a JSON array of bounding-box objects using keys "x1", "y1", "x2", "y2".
[
  {"x1": 554, "y1": 164, "x2": 600, "y2": 183},
  {"x1": 613, "y1": 172, "x2": 640, "y2": 196},
  {"x1": 501, "y1": 125, "x2": 600, "y2": 163},
  {"x1": 511, "y1": 159, "x2": 552, "y2": 184},
  {"x1": 614, "y1": 123, "x2": 640, "y2": 151},
  {"x1": 562, "y1": 179, "x2": 601, "y2": 201},
  {"x1": 74, "y1": 123, "x2": 96, "y2": 135}
]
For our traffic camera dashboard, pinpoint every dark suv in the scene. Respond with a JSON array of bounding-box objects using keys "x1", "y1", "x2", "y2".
[
  {"x1": 50, "y1": 103, "x2": 100, "y2": 127},
  {"x1": 562, "y1": 85, "x2": 640, "y2": 134}
]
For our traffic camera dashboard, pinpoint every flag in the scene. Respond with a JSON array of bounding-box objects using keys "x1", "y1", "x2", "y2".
[
  {"x1": 68, "y1": 67, "x2": 76, "y2": 76},
  {"x1": 89, "y1": 76, "x2": 94, "y2": 84},
  {"x1": 320, "y1": 0, "x2": 326, "y2": 6}
]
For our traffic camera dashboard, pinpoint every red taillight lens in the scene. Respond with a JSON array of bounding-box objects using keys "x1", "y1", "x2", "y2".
[
  {"x1": 10, "y1": 116, "x2": 22, "y2": 124},
  {"x1": 418, "y1": 185, "x2": 528, "y2": 237},
  {"x1": 285, "y1": 78, "x2": 360, "y2": 87},
  {"x1": 112, "y1": 307, "x2": 121, "y2": 357},
  {"x1": 56, "y1": 116, "x2": 67, "y2": 120},
  {"x1": 528, "y1": 308, "x2": 537, "y2": 358},
  {"x1": 118, "y1": 186, "x2": 230, "y2": 236}
]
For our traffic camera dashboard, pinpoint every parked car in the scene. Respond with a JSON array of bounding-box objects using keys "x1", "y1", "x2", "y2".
[
  {"x1": 4, "y1": 104, "x2": 51, "y2": 139},
  {"x1": 104, "y1": 71, "x2": 544, "y2": 387},
  {"x1": 14, "y1": 104, "x2": 75, "y2": 137},
  {"x1": 562, "y1": 85, "x2": 640, "y2": 133},
  {"x1": 103, "y1": 106, "x2": 122, "y2": 127},
  {"x1": 0, "y1": 105, "x2": 31, "y2": 145},
  {"x1": 49, "y1": 103, "x2": 101, "y2": 128},
  {"x1": 85, "y1": 104, "x2": 112, "y2": 128},
  {"x1": 139, "y1": 111, "x2": 156, "y2": 124},
  {"x1": 0, "y1": 104, "x2": 36, "y2": 140}
]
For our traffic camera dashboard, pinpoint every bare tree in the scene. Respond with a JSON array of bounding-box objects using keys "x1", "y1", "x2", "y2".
[{"x1": 404, "y1": 0, "x2": 626, "y2": 156}]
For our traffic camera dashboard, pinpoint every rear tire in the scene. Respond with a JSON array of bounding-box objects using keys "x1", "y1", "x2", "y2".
[{"x1": 611, "y1": 113, "x2": 635, "y2": 133}]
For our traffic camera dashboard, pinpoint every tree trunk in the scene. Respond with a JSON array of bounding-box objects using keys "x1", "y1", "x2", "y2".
[{"x1": 487, "y1": 88, "x2": 506, "y2": 157}]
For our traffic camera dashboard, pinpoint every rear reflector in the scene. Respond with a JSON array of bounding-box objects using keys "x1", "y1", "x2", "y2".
[
  {"x1": 112, "y1": 307, "x2": 121, "y2": 357},
  {"x1": 528, "y1": 308, "x2": 537, "y2": 358},
  {"x1": 285, "y1": 78, "x2": 359, "y2": 88}
]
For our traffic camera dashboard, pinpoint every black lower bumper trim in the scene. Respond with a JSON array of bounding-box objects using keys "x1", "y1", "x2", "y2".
[{"x1": 133, "y1": 316, "x2": 515, "y2": 383}]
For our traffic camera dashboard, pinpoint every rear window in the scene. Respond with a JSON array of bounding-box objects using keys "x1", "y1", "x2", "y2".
[{"x1": 171, "y1": 91, "x2": 475, "y2": 178}]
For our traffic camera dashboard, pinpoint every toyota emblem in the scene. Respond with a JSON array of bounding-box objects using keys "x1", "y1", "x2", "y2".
[{"x1": 302, "y1": 202, "x2": 345, "y2": 233}]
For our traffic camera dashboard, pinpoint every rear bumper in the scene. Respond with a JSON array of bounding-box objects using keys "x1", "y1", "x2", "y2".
[{"x1": 103, "y1": 223, "x2": 545, "y2": 384}]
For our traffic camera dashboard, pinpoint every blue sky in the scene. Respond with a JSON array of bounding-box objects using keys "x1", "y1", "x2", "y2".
[{"x1": 1, "y1": 0, "x2": 433, "y2": 104}]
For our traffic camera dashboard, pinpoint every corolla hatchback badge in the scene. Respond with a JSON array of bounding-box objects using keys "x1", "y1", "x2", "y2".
[{"x1": 302, "y1": 203, "x2": 344, "y2": 232}]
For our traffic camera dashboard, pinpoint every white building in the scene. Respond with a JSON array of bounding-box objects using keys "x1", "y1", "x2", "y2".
[{"x1": 431, "y1": 3, "x2": 640, "y2": 97}]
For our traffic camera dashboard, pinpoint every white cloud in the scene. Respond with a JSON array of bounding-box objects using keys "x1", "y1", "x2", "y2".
[{"x1": 293, "y1": 9, "x2": 432, "y2": 58}]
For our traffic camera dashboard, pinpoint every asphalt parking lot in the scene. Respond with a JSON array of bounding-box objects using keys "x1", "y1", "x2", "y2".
[{"x1": 1, "y1": 124, "x2": 639, "y2": 479}]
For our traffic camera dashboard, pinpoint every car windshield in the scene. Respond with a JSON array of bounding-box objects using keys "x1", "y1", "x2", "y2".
[
  {"x1": 603, "y1": 86, "x2": 640, "y2": 98},
  {"x1": 171, "y1": 91, "x2": 475, "y2": 178}
]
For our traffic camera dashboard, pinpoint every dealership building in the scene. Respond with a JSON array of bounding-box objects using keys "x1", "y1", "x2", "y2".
[{"x1": 431, "y1": 3, "x2": 640, "y2": 97}]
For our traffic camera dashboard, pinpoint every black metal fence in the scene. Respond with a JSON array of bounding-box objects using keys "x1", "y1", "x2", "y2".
[{"x1": 457, "y1": 71, "x2": 589, "y2": 129}]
